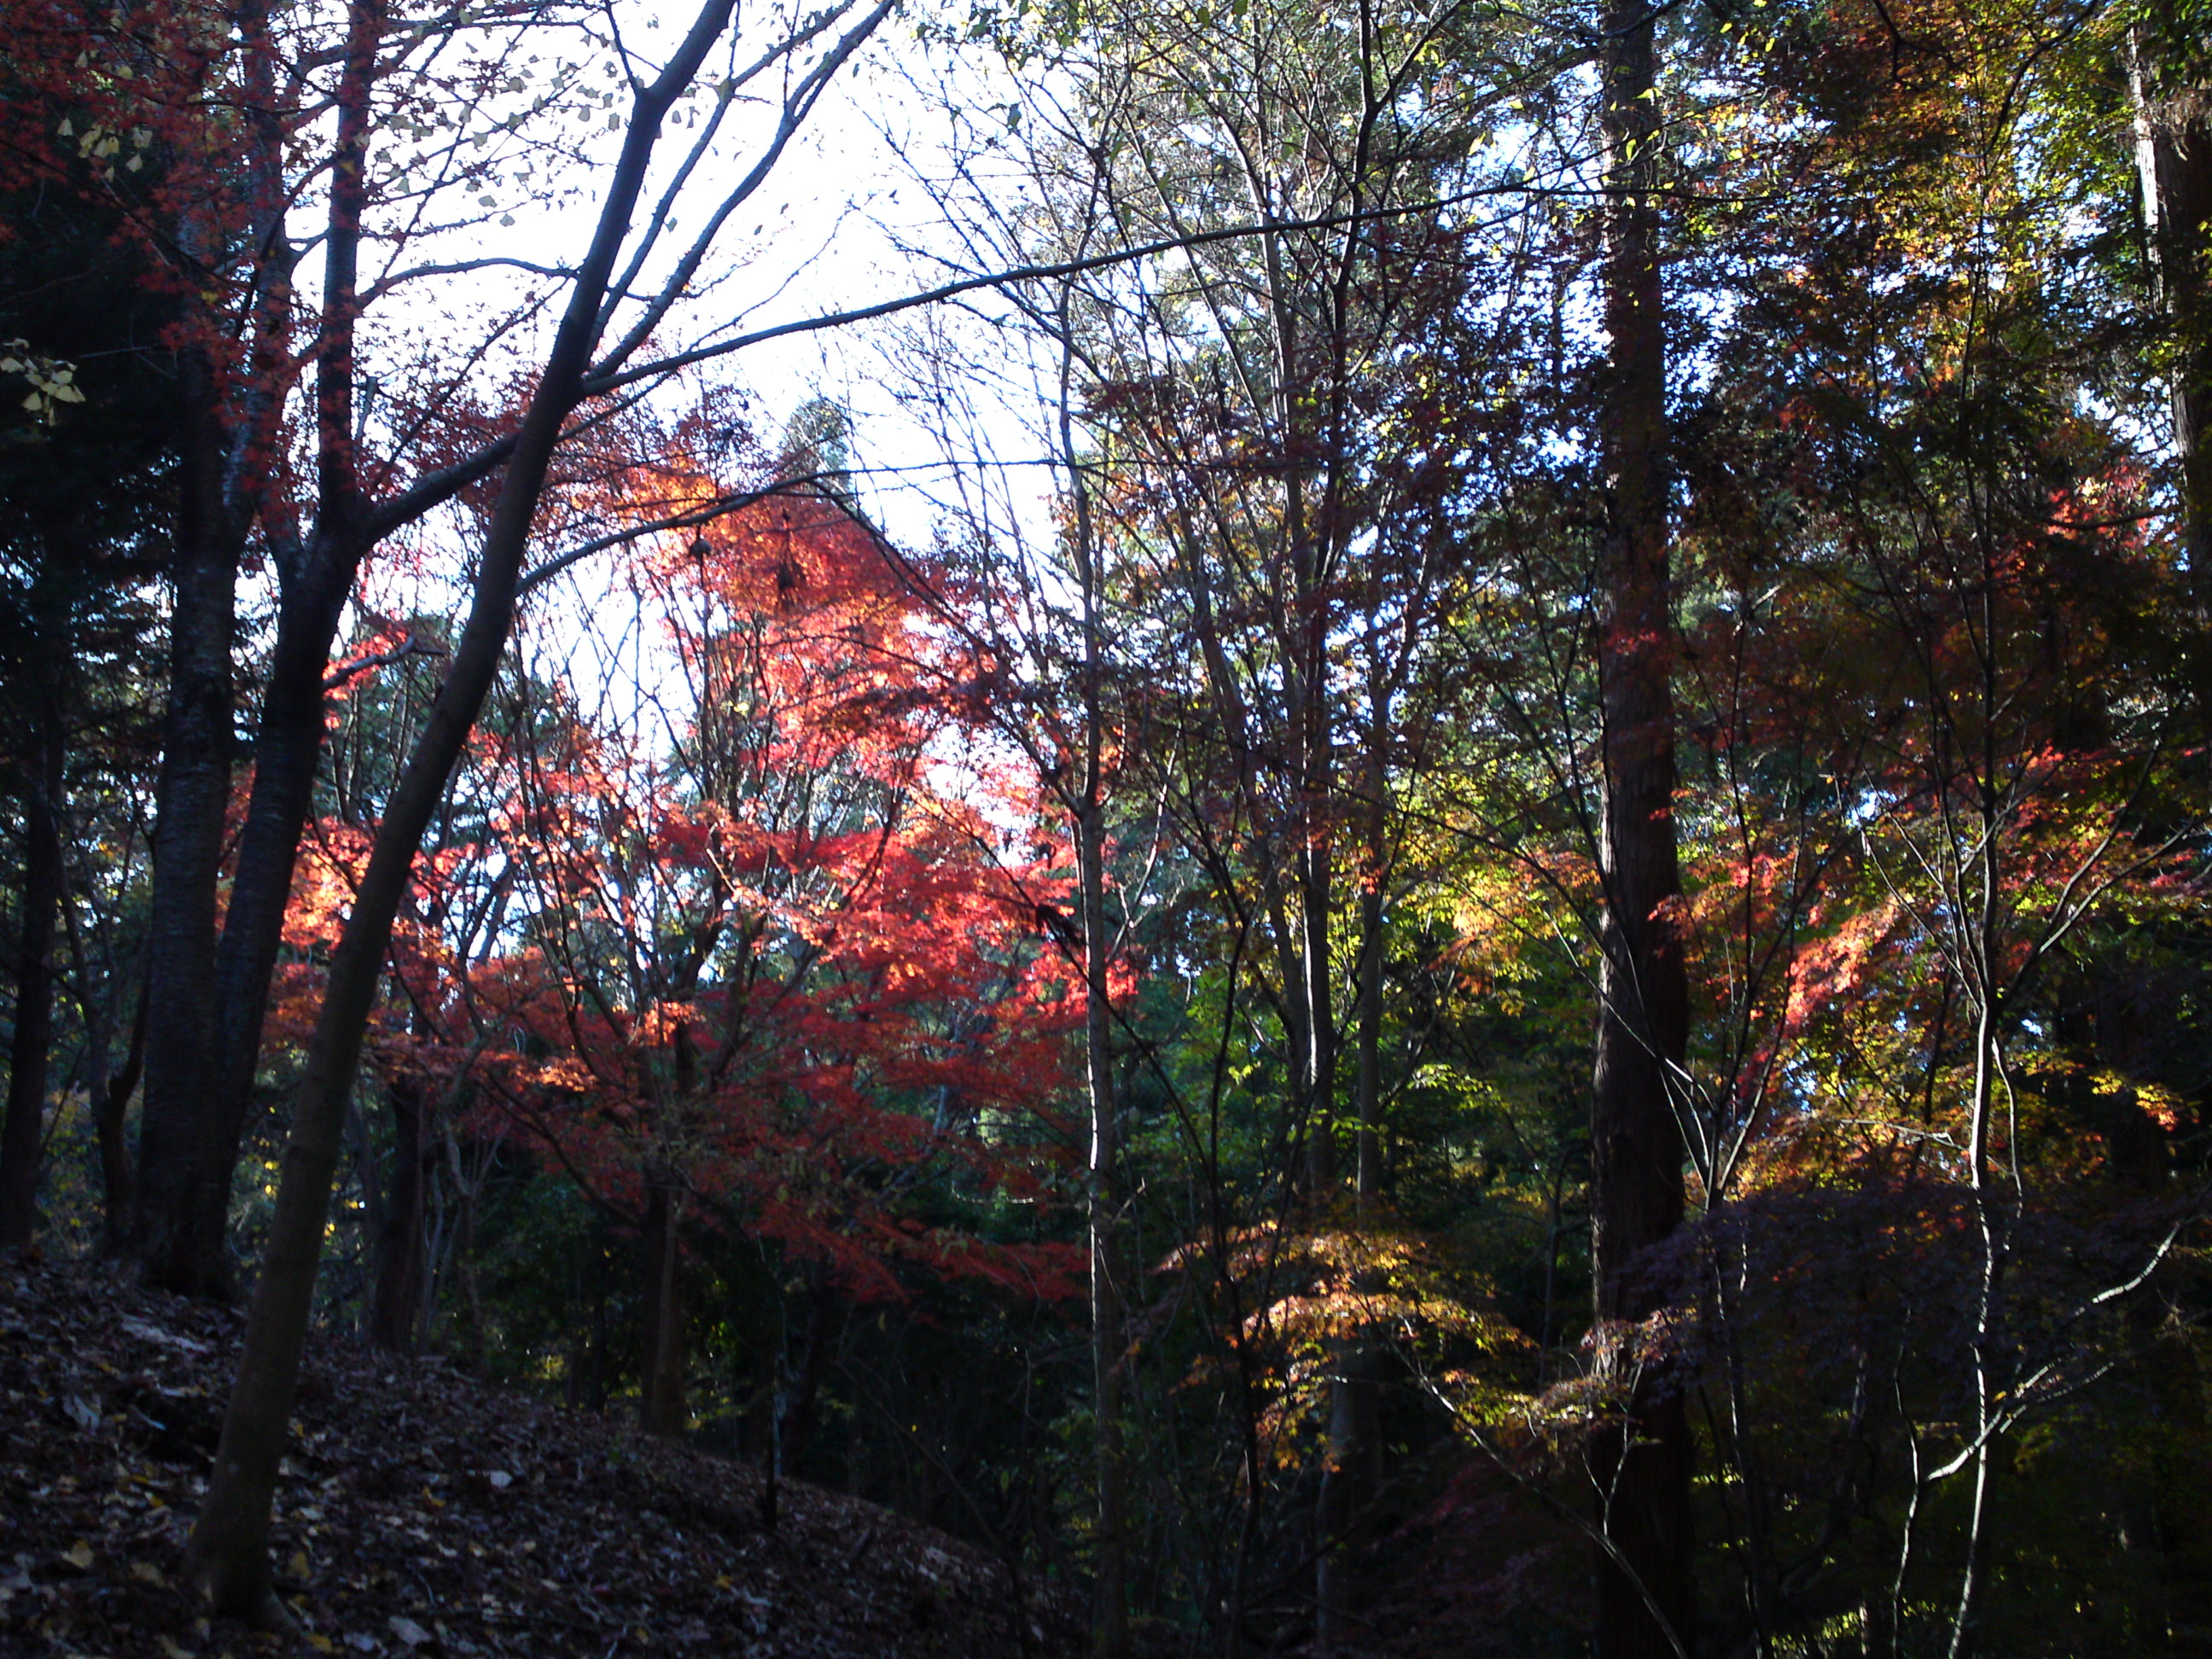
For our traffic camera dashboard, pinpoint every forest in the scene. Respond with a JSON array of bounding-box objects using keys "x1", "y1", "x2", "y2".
[{"x1": 1, "y1": 0, "x2": 2209, "y2": 1650}]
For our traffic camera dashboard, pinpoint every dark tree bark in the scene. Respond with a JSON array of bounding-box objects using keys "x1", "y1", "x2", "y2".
[
  {"x1": 1313, "y1": 1323, "x2": 1382, "y2": 1659},
  {"x1": 0, "y1": 698, "x2": 66, "y2": 1251},
  {"x1": 761, "y1": 1266, "x2": 833, "y2": 1531},
  {"x1": 132, "y1": 0, "x2": 387, "y2": 1297},
  {"x1": 90, "y1": 991, "x2": 148, "y2": 1258},
  {"x1": 1079, "y1": 786, "x2": 1131, "y2": 1657},
  {"x1": 2129, "y1": 13, "x2": 2212, "y2": 708},
  {"x1": 130, "y1": 379, "x2": 243, "y2": 1296},
  {"x1": 638, "y1": 1176, "x2": 688, "y2": 1437},
  {"x1": 193, "y1": 0, "x2": 390, "y2": 1282},
  {"x1": 1056, "y1": 320, "x2": 1132, "y2": 1659},
  {"x1": 367, "y1": 1073, "x2": 427, "y2": 1353},
  {"x1": 125, "y1": 0, "x2": 529, "y2": 1299},
  {"x1": 1588, "y1": 2, "x2": 1693, "y2": 1655},
  {"x1": 130, "y1": 0, "x2": 315, "y2": 1298},
  {"x1": 1352, "y1": 831, "x2": 1385, "y2": 1199},
  {"x1": 196, "y1": 555, "x2": 370, "y2": 1281},
  {"x1": 1315, "y1": 795, "x2": 1388, "y2": 1658},
  {"x1": 133, "y1": 559, "x2": 378, "y2": 1298},
  {"x1": 778, "y1": 1271, "x2": 833, "y2": 1475},
  {"x1": 181, "y1": 0, "x2": 832, "y2": 1607}
]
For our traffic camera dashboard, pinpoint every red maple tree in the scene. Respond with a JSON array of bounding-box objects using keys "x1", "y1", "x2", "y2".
[{"x1": 276, "y1": 474, "x2": 1087, "y2": 1429}]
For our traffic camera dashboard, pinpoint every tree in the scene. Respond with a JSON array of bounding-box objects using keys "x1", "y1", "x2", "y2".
[
  {"x1": 185, "y1": 0, "x2": 899, "y2": 1615},
  {"x1": 1, "y1": 0, "x2": 538, "y2": 1289},
  {"x1": 455, "y1": 483, "x2": 1081, "y2": 1430},
  {"x1": 893, "y1": 0, "x2": 1602, "y2": 1642},
  {"x1": 4, "y1": 0, "x2": 898, "y2": 1296},
  {"x1": 1586, "y1": 0, "x2": 1694, "y2": 1651},
  {"x1": 0, "y1": 172, "x2": 177, "y2": 1252},
  {"x1": 1586, "y1": 0, "x2": 2212, "y2": 1644},
  {"x1": 13, "y1": 0, "x2": 2212, "y2": 1640},
  {"x1": 2128, "y1": 0, "x2": 2212, "y2": 698}
]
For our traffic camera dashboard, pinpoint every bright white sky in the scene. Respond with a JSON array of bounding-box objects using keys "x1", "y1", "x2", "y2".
[
  {"x1": 333, "y1": 1, "x2": 1073, "y2": 792},
  {"x1": 474, "y1": 5, "x2": 1051, "y2": 549},
  {"x1": 341, "y1": 0, "x2": 1063, "y2": 664}
]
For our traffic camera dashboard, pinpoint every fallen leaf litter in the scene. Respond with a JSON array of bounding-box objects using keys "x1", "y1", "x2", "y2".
[{"x1": 0, "y1": 1262, "x2": 1077, "y2": 1656}]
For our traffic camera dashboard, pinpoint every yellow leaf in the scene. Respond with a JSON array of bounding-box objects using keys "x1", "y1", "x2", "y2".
[
  {"x1": 129, "y1": 1560, "x2": 164, "y2": 1586},
  {"x1": 158, "y1": 1638, "x2": 192, "y2": 1659},
  {"x1": 308, "y1": 1637, "x2": 336, "y2": 1653},
  {"x1": 288, "y1": 1550, "x2": 311, "y2": 1580},
  {"x1": 62, "y1": 1541, "x2": 93, "y2": 1570}
]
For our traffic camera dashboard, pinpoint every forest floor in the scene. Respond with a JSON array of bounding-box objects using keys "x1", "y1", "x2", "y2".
[{"x1": 0, "y1": 1260, "x2": 1082, "y2": 1659}]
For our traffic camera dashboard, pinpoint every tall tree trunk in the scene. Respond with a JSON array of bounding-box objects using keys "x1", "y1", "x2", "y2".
[
  {"x1": 2129, "y1": 16, "x2": 2212, "y2": 713},
  {"x1": 198, "y1": 558, "x2": 368, "y2": 1284},
  {"x1": 1080, "y1": 789, "x2": 1130, "y2": 1659},
  {"x1": 184, "y1": 4, "x2": 748, "y2": 1609},
  {"x1": 638, "y1": 1176, "x2": 688, "y2": 1436},
  {"x1": 0, "y1": 705, "x2": 66, "y2": 1252},
  {"x1": 90, "y1": 985, "x2": 147, "y2": 1258},
  {"x1": 1054, "y1": 286, "x2": 1131, "y2": 1659},
  {"x1": 131, "y1": 380, "x2": 242, "y2": 1297},
  {"x1": 1315, "y1": 776, "x2": 1388, "y2": 1658},
  {"x1": 367, "y1": 1073, "x2": 426, "y2": 1353},
  {"x1": 2116, "y1": 36, "x2": 2212, "y2": 1644},
  {"x1": 1590, "y1": 3, "x2": 1693, "y2": 1655},
  {"x1": 1353, "y1": 870, "x2": 1384, "y2": 1198},
  {"x1": 178, "y1": 0, "x2": 387, "y2": 1290},
  {"x1": 132, "y1": 0, "x2": 307, "y2": 1297},
  {"x1": 63, "y1": 856, "x2": 148, "y2": 1256},
  {"x1": 1314, "y1": 1333, "x2": 1381, "y2": 1658},
  {"x1": 761, "y1": 1265, "x2": 832, "y2": 1531},
  {"x1": 779, "y1": 1270, "x2": 832, "y2": 1475}
]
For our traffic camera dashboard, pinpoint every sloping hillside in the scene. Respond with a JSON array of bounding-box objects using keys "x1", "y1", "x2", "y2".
[{"x1": 0, "y1": 1263, "x2": 1078, "y2": 1657}]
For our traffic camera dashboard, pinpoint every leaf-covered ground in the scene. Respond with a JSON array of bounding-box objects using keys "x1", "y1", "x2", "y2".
[{"x1": 0, "y1": 1262, "x2": 1080, "y2": 1658}]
